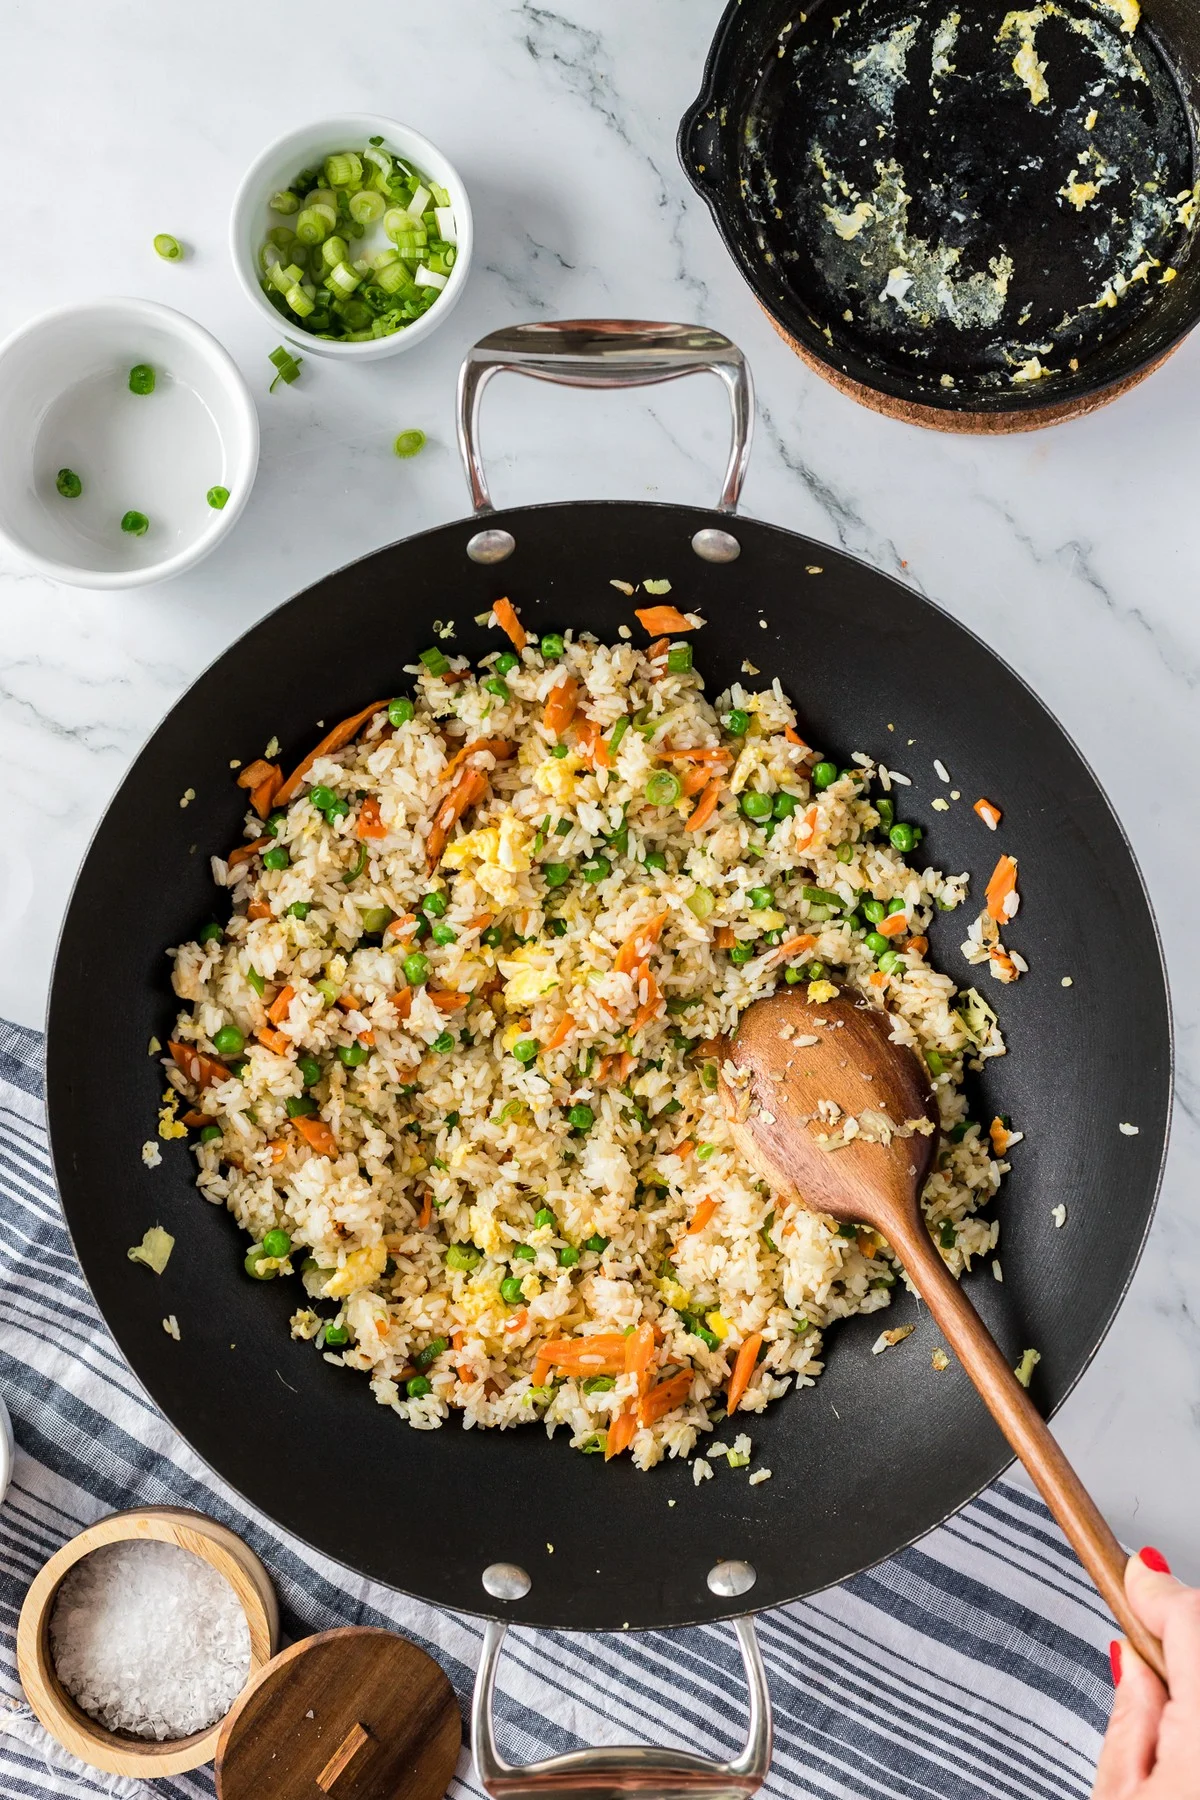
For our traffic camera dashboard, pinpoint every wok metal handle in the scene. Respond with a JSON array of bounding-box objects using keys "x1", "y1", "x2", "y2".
[
  {"x1": 472, "y1": 1615, "x2": 772, "y2": 1800},
  {"x1": 456, "y1": 320, "x2": 754, "y2": 515}
]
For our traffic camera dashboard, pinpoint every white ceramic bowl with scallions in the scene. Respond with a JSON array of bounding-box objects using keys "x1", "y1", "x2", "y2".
[
  {"x1": 0, "y1": 300, "x2": 259, "y2": 591},
  {"x1": 230, "y1": 115, "x2": 473, "y2": 361}
]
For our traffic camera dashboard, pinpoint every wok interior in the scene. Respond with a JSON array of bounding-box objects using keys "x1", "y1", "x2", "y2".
[{"x1": 46, "y1": 503, "x2": 1169, "y2": 1628}]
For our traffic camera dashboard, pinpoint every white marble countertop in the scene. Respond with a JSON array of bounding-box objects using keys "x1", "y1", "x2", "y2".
[{"x1": 2, "y1": 0, "x2": 1197, "y2": 1580}]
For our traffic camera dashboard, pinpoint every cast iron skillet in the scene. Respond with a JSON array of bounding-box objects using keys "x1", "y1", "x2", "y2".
[
  {"x1": 48, "y1": 326, "x2": 1170, "y2": 1649},
  {"x1": 679, "y1": 0, "x2": 1200, "y2": 428}
]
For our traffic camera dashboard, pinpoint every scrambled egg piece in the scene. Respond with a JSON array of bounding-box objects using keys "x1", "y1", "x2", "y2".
[
  {"x1": 534, "y1": 753, "x2": 582, "y2": 803},
  {"x1": 324, "y1": 1241, "x2": 388, "y2": 1298},
  {"x1": 1012, "y1": 356, "x2": 1049, "y2": 382},
  {"x1": 705, "y1": 1311, "x2": 730, "y2": 1341},
  {"x1": 998, "y1": 11, "x2": 1049, "y2": 106},
  {"x1": 1100, "y1": 0, "x2": 1138, "y2": 29},
  {"x1": 824, "y1": 201, "x2": 875, "y2": 240},
  {"x1": 441, "y1": 812, "x2": 535, "y2": 907},
  {"x1": 1060, "y1": 176, "x2": 1099, "y2": 210},
  {"x1": 157, "y1": 1088, "x2": 188, "y2": 1141},
  {"x1": 468, "y1": 1204, "x2": 507, "y2": 1257},
  {"x1": 498, "y1": 946, "x2": 561, "y2": 1010},
  {"x1": 808, "y1": 979, "x2": 839, "y2": 1003}
]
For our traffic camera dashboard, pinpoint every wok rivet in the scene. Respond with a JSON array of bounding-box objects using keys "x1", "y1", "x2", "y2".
[
  {"x1": 467, "y1": 528, "x2": 517, "y2": 565},
  {"x1": 482, "y1": 1561, "x2": 531, "y2": 1600},
  {"x1": 691, "y1": 527, "x2": 741, "y2": 564},
  {"x1": 707, "y1": 1559, "x2": 757, "y2": 1597}
]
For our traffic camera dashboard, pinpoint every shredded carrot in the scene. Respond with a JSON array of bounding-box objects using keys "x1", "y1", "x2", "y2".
[
  {"x1": 440, "y1": 737, "x2": 516, "y2": 784},
  {"x1": 356, "y1": 796, "x2": 386, "y2": 840},
  {"x1": 542, "y1": 676, "x2": 580, "y2": 738},
  {"x1": 250, "y1": 766, "x2": 282, "y2": 819},
  {"x1": 684, "y1": 778, "x2": 722, "y2": 832},
  {"x1": 631, "y1": 968, "x2": 662, "y2": 1034},
  {"x1": 660, "y1": 746, "x2": 731, "y2": 765},
  {"x1": 974, "y1": 797, "x2": 1002, "y2": 831},
  {"x1": 227, "y1": 837, "x2": 269, "y2": 870},
  {"x1": 236, "y1": 758, "x2": 276, "y2": 792},
  {"x1": 439, "y1": 667, "x2": 472, "y2": 684},
  {"x1": 274, "y1": 700, "x2": 388, "y2": 808},
  {"x1": 538, "y1": 1334, "x2": 630, "y2": 1377},
  {"x1": 989, "y1": 1116, "x2": 1011, "y2": 1155},
  {"x1": 985, "y1": 854, "x2": 1018, "y2": 923},
  {"x1": 504, "y1": 1306, "x2": 529, "y2": 1334},
  {"x1": 766, "y1": 933, "x2": 816, "y2": 967},
  {"x1": 909, "y1": 935, "x2": 928, "y2": 956},
  {"x1": 168, "y1": 1040, "x2": 229, "y2": 1090},
  {"x1": 869, "y1": 970, "x2": 887, "y2": 988},
  {"x1": 418, "y1": 1191, "x2": 433, "y2": 1229},
  {"x1": 613, "y1": 911, "x2": 669, "y2": 975},
  {"x1": 358, "y1": 1029, "x2": 375, "y2": 1046},
  {"x1": 452, "y1": 1330, "x2": 465, "y2": 1351},
  {"x1": 469, "y1": 911, "x2": 495, "y2": 931},
  {"x1": 675, "y1": 1140, "x2": 695, "y2": 1161},
  {"x1": 796, "y1": 803, "x2": 819, "y2": 845},
  {"x1": 681, "y1": 763, "x2": 713, "y2": 798},
  {"x1": 386, "y1": 914, "x2": 418, "y2": 943},
  {"x1": 543, "y1": 1012, "x2": 576, "y2": 1051},
  {"x1": 605, "y1": 1409, "x2": 639, "y2": 1460},
  {"x1": 492, "y1": 596, "x2": 527, "y2": 651},
  {"x1": 635, "y1": 604, "x2": 693, "y2": 635},
  {"x1": 714, "y1": 926, "x2": 736, "y2": 950},
  {"x1": 247, "y1": 900, "x2": 272, "y2": 921},
  {"x1": 335, "y1": 993, "x2": 359, "y2": 1012},
  {"x1": 638, "y1": 1370, "x2": 693, "y2": 1427},
  {"x1": 256, "y1": 1026, "x2": 290, "y2": 1056},
  {"x1": 182, "y1": 1109, "x2": 208, "y2": 1129},
  {"x1": 878, "y1": 911, "x2": 908, "y2": 939},
  {"x1": 687, "y1": 1197, "x2": 719, "y2": 1235},
  {"x1": 531, "y1": 1350, "x2": 554, "y2": 1387},
  {"x1": 267, "y1": 984, "x2": 295, "y2": 1025},
  {"x1": 784, "y1": 725, "x2": 809, "y2": 749},
  {"x1": 389, "y1": 988, "x2": 413, "y2": 1020},
  {"x1": 294, "y1": 1115, "x2": 337, "y2": 1158},
  {"x1": 429, "y1": 989, "x2": 468, "y2": 1013},
  {"x1": 727, "y1": 1332, "x2": 764, "y2": 1417},
  {"x1": 625, "y1": 1321, "x2": 656, "y2": 1395},
  {"x1": 574, "y1": 713, "x2": 607, "y2": 769},
  {"x1": 426, "y1": 765, "x2": 490, "y2": 871}
]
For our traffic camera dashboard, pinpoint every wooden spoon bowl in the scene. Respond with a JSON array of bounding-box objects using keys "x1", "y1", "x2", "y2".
[{"x1": 723, "y1": 985, "x2": 1166, "y2": 1683}]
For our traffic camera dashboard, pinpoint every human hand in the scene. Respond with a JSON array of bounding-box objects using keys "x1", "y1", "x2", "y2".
[{"x1": 1093, "y1": 1548, "x2": 1200, "y2": 1798}]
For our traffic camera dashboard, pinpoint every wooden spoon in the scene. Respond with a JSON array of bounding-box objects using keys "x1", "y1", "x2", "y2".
[{"x1": 723, "y1": 984, "x2": 1166, "y2": 1682}]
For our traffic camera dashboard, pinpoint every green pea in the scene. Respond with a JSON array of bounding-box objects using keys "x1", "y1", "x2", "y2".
[
  {"x1": 568, "y1": 1104, "x2": 594, "y2": 1131},
  {"x1": 286, "y1": 902, "x2": 312, "y2": 924},
  {"x1": 198, "y1": 1124, "x2": 222, "y2": 1143},
  {"x1": 729, "y1": 943, "x2": 755, "y2": 965},
  {"x1": 213, "y1": 1025, "x2": 245, "y2": 1056},
  {"x1": 199, "y1": 922, "x2": 224, "y2": 944},
  {"x1": 388, "y1": 696, "x2": 415, "y2": 726},
  {"x1": 540, "y1": 633, "x2": 565, "y2": 659},
  {"x1": 550, "y1": 744, "x2": 569, "y2": 758},
  {"x1": 534, "y1": 1207, "x2": 555, "y2": 1229},
  {"x1": 431, "y1": 1031, "x2": 455, "y2": 1053},
  {"x1": 773, "y1": 792, "x2": 798, "y2": 818},
  {"x1": 543, "y1": 862, "x2": 571, "y2": 888},
  {"x1": 263, "y1": 1228, "x2": 292, "y2": 1258},
  {"x1": 403, "y1": 951, "x2": 430, "y2": 986},
  {"x1": 889, "y1": 822, "x2": 917, "y2": 852},
  {"x1": 581, "y1": 856, "x2": 611, "y2": 882},
  {"x1": 875, "y1": 797, "x2": 895, "y2": 830},
  {"x1": 362, "y1": 906, "x2": 395, "y2": 934},
  {"x1": 865, "y1": 931, "x2": 890, "y2": 956},
  {"x1": 326, "y1": 797, "x2": 350, "y2": 823},
  {"x1": 406, "y1": 1374, "x2": 433, "y2": 1397},
  {"x1": 877, "y1": 950, "x2": 905, "y2": 975},
  {"x1": 606, "y1": 827, "x2": 629, "y2": 855},
  {"x1": 129, "y1": 363, "x2": 156, "y2": 395},
  {"x1": 512, "y1": 1038, "x2": 539, "y2": 1063},
  {"x1": 265, "y1": 811, "x2": 287, "y2": 838},
  {"x1": 298, "y1": 1055, "x2": 321, "y2": 1087},
  {"x1": 324, "y1": 1323, "x2": 350, "y2": 1347},
  {"x1": 431, "y1": 924, "x2": 457, "y2": 947},
  {"x1": 558, "y1": 1245, "x2": 581, "y2": 1266},
  {"x1": 56, "y1": 468, "x2": 82, "y2": 498},
  {"x1": 812, "y1": 761, "x2": 838, "y2": 790},
  {"x1": 121, "y1": 510, "x2": 150, "y2": 536},
  {"x1": 500, "y1": 1275, "x2": 525, "y2": 1304},
  {"x1": 445, "y1": 1242, "x2": 482, "y2": 1271},
  {"x1": 748, "y1": 886, "x2": 774, "y2": 909},
  {"x1": 863, "y1": 898, "x2": 887, "y2": 924},
  {"x1": 482, "y1": 676, "x2": 510, "y2": 701},
  {"x1": 262, "y1": 846, "x2": 289, "y2": 871},
  {"x1": 245, "y1": 1247, "x2": 277, "y2": 1279},
  {"x1": 309, "y1": 785, "x2": 337, "y2": 812},
  {"x1": 843, "y1": 910, "x2": 864, "y2": 931},
  {"x1": 490, "y1": 651, "x2": 516, "y2": 676},
  {"x1": 762, "y1": 929, "x2": 783, "y2": 947},
  {"x1": 512, "y1": 1243, "x2": 536, "y2": 1261},
  {"x1": 887, "y1": 897, "x2": 908, "y2": 914},
  {"x1": 481, "y1": 926, "x2": 503, "y2": 948},
  {"x1": 666, "y1": 645, "x2": 693, "y2": 673},
  {"x1": 337, "y1": 1043, "x2": 369, "y2": 1067},
  {"x1": 585, "y1": 1234, "x2": 609, "y2": 1252},
  {"x1": 421, "y1": 890, "x2": 448, "y2": 917},
  {"x1": 643, "y1": 850, "x2": 667, "y2": 871},
  {"x1": 286, "y1": 1094, "x2": 318, "y2": 1118},
  {"x1": 724, "y1": 708, "x2": 749, "y2": 735},
  {"x1": 740, "y1": 791, "x2": 773, "y2": 821}
]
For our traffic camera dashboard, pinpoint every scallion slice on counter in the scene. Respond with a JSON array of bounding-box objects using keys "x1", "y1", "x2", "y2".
[
  {"x1": 393, "y1": 429, "x2": 426, "y2": 458},
  {"x1": 153, "y1": 234, "x2": 183, "y2": 261},
  {"x1": 268, "y1": 345, "x2": 303, "y2": 391}
]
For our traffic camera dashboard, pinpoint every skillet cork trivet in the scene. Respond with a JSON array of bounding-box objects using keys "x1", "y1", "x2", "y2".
[{"x1": 215, "y1": 1626, "x2": 460, "y2": 1800}]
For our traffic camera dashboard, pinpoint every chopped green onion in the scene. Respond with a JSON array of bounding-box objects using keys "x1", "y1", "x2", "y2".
[
  {"x1": 802, "y1": 885, "x2": 842, "y2": 907},
  {"x1": 128, "y1": 364, "x2": 155, "y2": 396},
  {"x1": 206, "y1": 485, "x2": 230, "y2": 509},
  {"x1": 666, "y1": 645, "x2": 693, "y2": 674},
  {"x1": 268, "y1": 345, "x2": 303, "y2": 391},
  {"x1": 153, "y1": 234, "x2": 182, "y2": 261},
  {"x1": 56, "y1": 468, "x2": 82, "y2": 499},
  {"x1": 246, "y1": 965, "x2": 265, "y2": 997},
  {"x1": 343, "y1": 844, "x2": 367, "y2": 883},
  {"x1": 645, "y1": 771, "x2": 682, "y2": 806},
  {"x1": 420, "y1": 646, "x2": 452, "y2": 677},
  {"x1": 394, "y1": 428, "x2": 426, "y2": 458},
  {"x1": 270, "y1": 190, "x2": 300, "y2": 215},
  {"x1": 120, "y1": 511, "x2": 149, "y2": 536},
  {"x1": 687, "y1": 885, "x2": 715, "y2": 920}
]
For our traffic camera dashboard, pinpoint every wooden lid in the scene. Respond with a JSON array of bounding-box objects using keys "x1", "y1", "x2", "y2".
[{"x1": 215, "y1": 1627, "x2": 460, "y2": 1800}]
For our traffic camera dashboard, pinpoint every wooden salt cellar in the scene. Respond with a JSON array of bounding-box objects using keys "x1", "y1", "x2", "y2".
[{"x1": 216, "y1": 1626, "x2": 461, "y2": 1800}]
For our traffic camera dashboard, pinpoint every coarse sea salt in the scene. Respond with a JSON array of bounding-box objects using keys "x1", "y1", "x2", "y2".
[{"x1": 49, "y1": 1539, "x2": 251, "y2": 1741}]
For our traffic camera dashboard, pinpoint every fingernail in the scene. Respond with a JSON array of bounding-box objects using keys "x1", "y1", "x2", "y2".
[
  {"x1": 1138, "y1": 1546, "x2": 1171, "y2": 1574},
  {"x1": 1109, "y1": 1640, "x2": 1122, "y2": 1687}
]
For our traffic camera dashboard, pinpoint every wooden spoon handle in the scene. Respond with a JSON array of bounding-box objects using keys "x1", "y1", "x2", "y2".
[{"x1": 888, "y1": 1215, "x2": 1167, "y2": 1684}]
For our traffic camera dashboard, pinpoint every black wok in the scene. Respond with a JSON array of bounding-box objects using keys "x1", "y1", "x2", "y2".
[{"x1": 47, "y1": 325, "x2": 1170, "y2": 1660}]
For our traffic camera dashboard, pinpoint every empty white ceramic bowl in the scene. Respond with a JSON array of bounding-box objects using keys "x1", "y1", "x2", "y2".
[
  {"x1": 0, "y1": 299, "x2": 258, "y2": 590},
  {"x1": 230, "y1": 114, "x2": 472, "y2": 362}
]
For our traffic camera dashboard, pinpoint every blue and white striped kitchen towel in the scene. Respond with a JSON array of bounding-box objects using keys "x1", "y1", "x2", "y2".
[{"x1": 0, "y1": 1015, "x2": 1115, "y2": 1800}]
